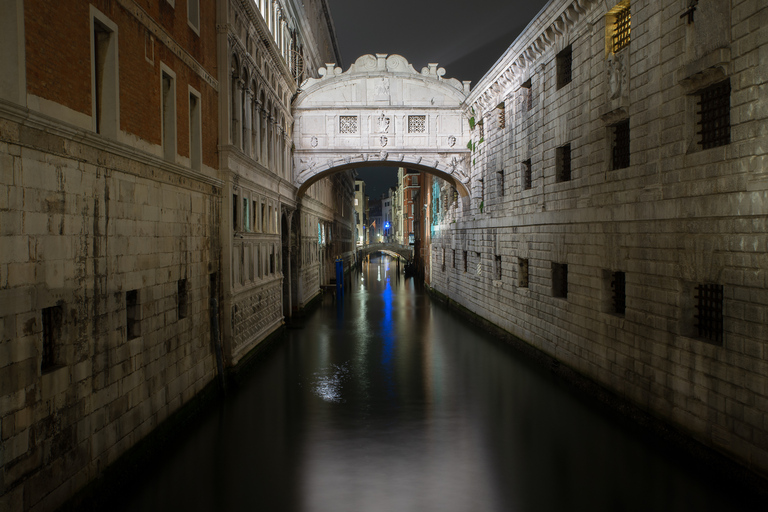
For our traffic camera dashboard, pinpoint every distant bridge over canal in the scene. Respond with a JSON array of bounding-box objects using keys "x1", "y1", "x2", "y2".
[{"x1": 357, "y1": 243, "x2": 413, "y2": 261}]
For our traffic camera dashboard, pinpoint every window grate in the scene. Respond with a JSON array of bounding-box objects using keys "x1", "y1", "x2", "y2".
[
  {"x1": 497, "y1": 103, "x2": 506, "y2": 129},
  {"x1": 696, "y1": 284, "x2": 723, "y2": 344},
  {"x1": 612, "y1": 119, "x2": 630, "y2": 169},
  {"x1": 556, "y1": 45, "x2": 572, "y2": 89},
  {"x1": 612, "y1": 5, "x2": 631, "y2": 53},
  {"x1": 611, "y1": 271, "x2": 626, "y2": 315},
  {"x1": 339, "y1": 116, "x2": 358, "y2": 134},
  {"x1": 698, "y1": 80, "x2": 730, "y2": 149},
  {"x1": 498, "y1": 170, "x2": 505, "y2": 196},
  {"x1": 523, "y1": 159, "x2": 532, "y2": 190},
  {"x1": 552, "y1": 262, "x2": 568, "y2": 298},
  {"x1": 556, "y1": 144, "x2": 571, "y2": 182},
  {"x1": 495, "y1": 255, "x2": 502, "y2": 280},
  {"x1": 408, "y1": 115, "x2": 426, "y2": 133}
]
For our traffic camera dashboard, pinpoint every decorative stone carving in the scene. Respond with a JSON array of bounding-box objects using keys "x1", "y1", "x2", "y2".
[
  {"x1": 448, "y1": 136, "x2": 457, "y2": 147},
  {"x1": 380, "y1": 136, "x2": 388, "y2": 147},
  {"x1": 607, "y1": 51, "x2": 629, "y2": 100},
  {"x1": 310, "y1": 136, "x2": 318, "y2": 148},
  {"x1": 377, "y1": 112, "x2": 390, "y2": 132}
]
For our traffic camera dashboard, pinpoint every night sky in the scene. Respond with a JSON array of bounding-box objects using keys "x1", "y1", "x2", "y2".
[{"x1": 328, "y1": 0, "x2": 552, "y2": 198}]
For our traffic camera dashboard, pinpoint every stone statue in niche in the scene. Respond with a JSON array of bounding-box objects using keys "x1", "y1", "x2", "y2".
[
  {"x1": 374, "y1": 78, "x2": 390, "y2": 101},
  {"x1": 377, "y1": 112, "x2": 390, "y2": 133},
  {"x1": 607, "y1": 52, "x2": 628, "y2": 101}
]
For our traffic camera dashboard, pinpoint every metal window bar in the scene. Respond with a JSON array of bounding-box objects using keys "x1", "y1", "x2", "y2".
[
  {"x1": 613, "y1": 119, "x2": 630, "y2": 169},
  {"x1": 696, "y1": 284, "x2": 723, "y2": 344},
  {"x1": 611, "y1": 271, "x2": 626, "y2": 315},
  {"x1": 497, "y1": 103, "x2": 506, "y2": 129},
  {"x1": 612, "y1": 5, "x2": 631, "y2": 53},
  {"x1": 523, "y1": 160, "x2": 532, "y2": 190},
  {"x1": 698, "y1": 80, "x2": 730, "y2": 149},
  {"x1": 495, "y1": 255, "x2": 502, "y2": 280},
  {"x1": 557, "y1": 144, "x2": 571, "y2": 182},
  {"x1": 557, "y1": 46, "x2": 572, "y2": 89}
]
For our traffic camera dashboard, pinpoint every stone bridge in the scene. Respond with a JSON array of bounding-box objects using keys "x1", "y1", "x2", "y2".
[
  {"x1": 293, "y1": 54, "x2": 472, "y2": 200},
  {"x1": 358, "y1": 243, "x2": 414, "y2": 261}
]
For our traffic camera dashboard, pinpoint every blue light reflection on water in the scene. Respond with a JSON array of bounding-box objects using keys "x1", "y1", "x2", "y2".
[{"x1": 104, "y1": 254, "x2": 761, "y2": 512}]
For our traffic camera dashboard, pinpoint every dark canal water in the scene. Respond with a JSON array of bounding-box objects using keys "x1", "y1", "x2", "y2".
[{"x1": 109, "y1": 255, "x2": 758, "y2": 511}]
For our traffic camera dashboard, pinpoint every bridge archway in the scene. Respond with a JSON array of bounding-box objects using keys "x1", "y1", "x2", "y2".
[{"x1": 293, "y1": 54, "x2": 472, "y2": 199}]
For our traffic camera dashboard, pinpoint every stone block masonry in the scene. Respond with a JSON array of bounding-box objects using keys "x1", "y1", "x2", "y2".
[
  {"x1": 430, "y1": 0, "x2": 768, "y2": 479},
  {"x1": 0, "y1": 113, "x2": 222, "y2": 511}
]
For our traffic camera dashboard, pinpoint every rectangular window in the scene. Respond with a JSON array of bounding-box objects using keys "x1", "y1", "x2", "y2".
[
  {"x1": 339, "y1": 115, "x2": 358, "y2": 134},
  {"x1": 189, "y1": 90, "x2": 202, "y2": 170},
  {"x1": 187, "y1": 0, "x2": 200, "y2": 34},
  {"x1": 521, "y1": 79, "x2": 532, "y2": 112},
  {"x1": 497, "y1": 170, "x2": 505, "y2": 196},
  {"x1": 408, "y1": 115, "x2": 426, "y2": 133},
  {"x1": 91, "y1": 9, "x2": 118, "y2": 138},
  {"x1": 261, "y1": 203, "x2": 267, "y2": 232},
  {"x1": 698, "y1": 79, "x2": 730, "y2": 150},
  {"x1": 552, "y1": 262, "x2": 568, "y2": 298},
  {"x1": 496, "y1": 102, "x2": 506, "y2": 130},
  {"x1": 612, "y1": 119, "x2": 630, "y2": 169},
  {"x1": 270, "y1": 246, "x2": 275, "y2": 274},
  {"x1": 232, "y1": 193, "x2": 238, "y2": 230},
  {"x1": 243, "y1": 197, "x2": 250, "y2": 231},
  {"x1": 452, "y1": 249, "x2": 456, "y2": 269},
  {"x1": 518, "y1": 258, "x2": 529, "y2": 288},
  {"x1": 696, "y1": 284, "x2": 723, "y2": 344},
  {"x1": 611, "y1": 271, "x2": 626, "y2": 315},
  {"x1": 463, "y1": 251, "x2": 468, "y2": 273},
  {"x1": 41, "y1": 305, "x2": 63, "y2": 372},
  {"x1": 556, "y1": 45, "x2": 572, "y2": 89},
  {"x1": 126, "y1": 290, "x2": 140, "y2": 340},
  {"x1": 477, "y1": 119, "x2": 485, "y2": 141},
  {"x1": 612, "y1": 4, "x2": 631, "y2": 53},
  {"x1": 161, "y1": 67, "x2": 177, "y2": 162},
  {"x1": 556, "y1": 144, "x2": 571, "y2": 182},
  {"x1": 178, "y1": 279, "x2": 188, "y2": 319},
  {"x1": 522, "y1": 159, "x2": 532, "y2": 190},
  {"x1": 252, "y1": 200, "x2": 257, "y2": 231},
  {"x1": 495, "y1": 255, "x2": 502, "y2": 280}
]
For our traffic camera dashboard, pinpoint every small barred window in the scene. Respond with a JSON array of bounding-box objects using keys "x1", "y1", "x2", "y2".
[
  {"x1": 408, "y1": 115, "x2": 426, "y2": 133},
  {"x1": 521, "y1": 79, "x2": 532, "y2": 112},
  {"x1": 697, "y1": 80, "x2": 730, "y2": 149},
  {"x1": 519, "y1": 258, "x2": 529, "y2": 288},
  {"x1": 339, "y1": 116, "x2": 358, "y2": 134},
  {"x1": 612, "y1": 119, "x2": 630, "y2": 169},
  {"x1": 496, "y1": 102, "x2": 506, "y2": 129},
  {"x1": 552, "y1": 262, "x2": 568, "y2": 298},
  {"x1": 522, "y1": 159, "x2": 532, "y2": 190},
  {"x1": 556, "y1": 45, "x2": 572, "y2": 89},
  {"x1": 611, "y1": 271, "x2": 626, "y2": 315},
  {"x1": 556, "y1": 144, "x2": 571, "y2": 182},
  {"x1": 696, "y1": 284, "x2": 723, "y2": 344},
  {"x1": 612, "y1": 4, "x2": 631, "y2": 53}
]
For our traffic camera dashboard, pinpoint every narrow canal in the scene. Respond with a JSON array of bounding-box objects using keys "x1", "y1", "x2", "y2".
[{"x1": 107, "y1": 254, "x2": 757, "y2": 511}]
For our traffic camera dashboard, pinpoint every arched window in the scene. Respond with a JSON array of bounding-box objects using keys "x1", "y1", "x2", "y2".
[
  {"x1": 251, "y1": 80, "x2": 258, "y2": 159},
  {"x1": 241, "y1": 67, "x2": 249, "y2": 152}
]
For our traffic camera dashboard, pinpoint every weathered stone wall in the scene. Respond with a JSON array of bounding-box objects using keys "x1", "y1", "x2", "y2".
[
  {"x1": 431, "y1": 0, "x2": 768, "y2": 477},
  {"x1": 0, "y1": 110, "x2": 221, "y2": 510}
]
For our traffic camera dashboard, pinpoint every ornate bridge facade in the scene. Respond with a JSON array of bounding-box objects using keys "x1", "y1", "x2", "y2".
[
  {"x1": 358, "y1": 243, "x2": 414, "y2": 261},
  {"x1": 292, "y1": 54, "x2": 472, "y2": 199}
]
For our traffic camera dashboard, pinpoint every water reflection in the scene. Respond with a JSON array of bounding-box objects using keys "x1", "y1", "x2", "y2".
[{"x1": 107, "y1": 254, "x2": 759, "y2": 512}]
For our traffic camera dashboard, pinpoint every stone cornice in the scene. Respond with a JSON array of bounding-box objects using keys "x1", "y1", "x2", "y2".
[
  {"x1": 0, "y1": 99, "x2": 223, "y2": 191},
  {"x1": 467, "y1": 0, "x2": 597, "y2": 114}
]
